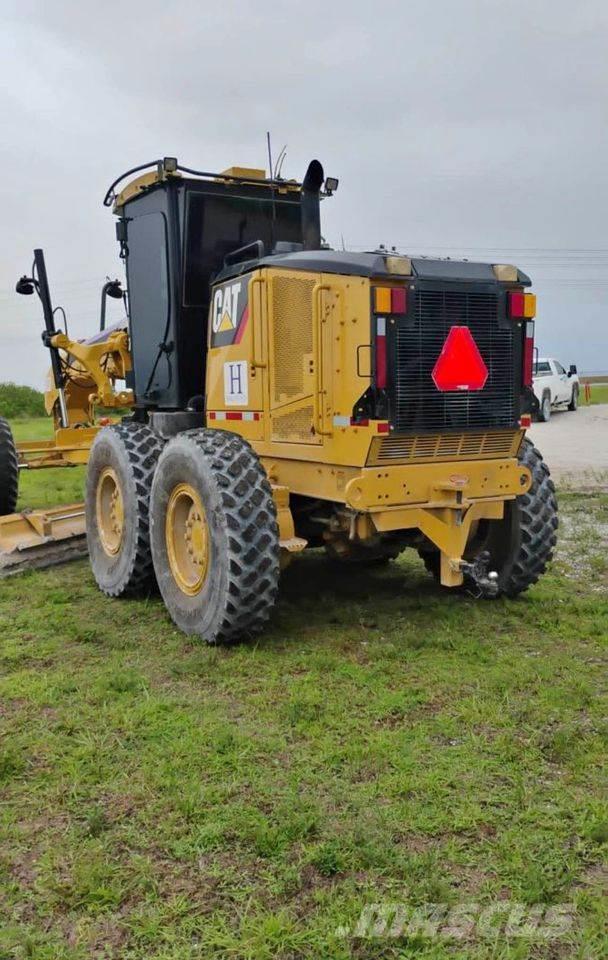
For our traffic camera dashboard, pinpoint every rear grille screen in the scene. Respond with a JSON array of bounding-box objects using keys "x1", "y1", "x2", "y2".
[
  {"x1": 393, "y1": 289, "x2": 516, "y2": 432},
  {"x1": 367, "y1": 430, "x2": 521, "y2": 465}
]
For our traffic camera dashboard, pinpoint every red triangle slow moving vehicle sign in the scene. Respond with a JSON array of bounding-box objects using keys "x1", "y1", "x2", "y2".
[{"x1": 432, "y1": 326, "x2": 488, "y2": 392}]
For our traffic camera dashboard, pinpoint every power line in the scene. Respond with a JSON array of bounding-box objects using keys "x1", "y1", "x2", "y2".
[{"x1": 345, "y1": 243, "x2": 608, "y2": 253}]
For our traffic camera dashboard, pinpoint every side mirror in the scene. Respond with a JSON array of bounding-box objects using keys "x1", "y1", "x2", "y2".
[
  {"x1": 100, "y1": 278, "x2": 124, "y2": 331},
  {"x1": 105, "y1": 279, "x2": 123, "y2": 300},
  {"x1": 568, "y1": 364, "x2": 577, "y2": 377},
  {"x1": 16, "y1": 276, "x2": 35, "y2": 295}
]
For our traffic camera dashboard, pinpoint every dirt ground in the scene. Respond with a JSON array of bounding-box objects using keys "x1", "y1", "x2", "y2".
[{"x1": 529, "y1": 403, "x2": 608, "y2": 485}]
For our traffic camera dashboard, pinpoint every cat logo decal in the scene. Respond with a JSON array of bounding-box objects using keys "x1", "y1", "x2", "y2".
[{"x1": 210, "y1": 280, "x2": 249, "y2": 347}]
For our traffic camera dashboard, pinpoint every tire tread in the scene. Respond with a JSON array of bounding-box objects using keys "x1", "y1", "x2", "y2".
[
  {"x1": 0, "y1": 417, "x2": 19, "y2": 517},
  {"x1": 155, "y1": 429, "x2": 280, "y2": 643},
  {"x1": 500, "y1": 438, "x2": 558, "y2": 597},
  {"x1": 87, "y1": 421, "x2": 163, "y2": 596}
]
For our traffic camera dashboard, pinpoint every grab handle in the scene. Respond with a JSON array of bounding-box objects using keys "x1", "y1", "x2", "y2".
[{"x1": 312, "y1": 283, "x2": 332, "y2": 436}]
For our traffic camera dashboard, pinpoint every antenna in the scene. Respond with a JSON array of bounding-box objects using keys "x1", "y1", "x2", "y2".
[
  {"x1": 275, "y1": 144, "x2": 288, "y2": 179},
  {"x1": 266, "y1": 131, "x2": 277, "y2": 253}
]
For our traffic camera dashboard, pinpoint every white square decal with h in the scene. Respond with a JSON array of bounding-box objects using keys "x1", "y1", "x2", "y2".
[{"x1": 223, "y1": 360, "x2": 248, "y2": 406}]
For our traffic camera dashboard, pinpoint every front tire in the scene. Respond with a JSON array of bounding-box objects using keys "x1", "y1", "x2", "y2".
[
  {"x1": 150, "y1": 430, "x2": 280, "y2": 643},
  {"x1": 568, "y1": 386, "x2": 579, "y2": 411},
  {"x1": 86, "y1": 422, "x2": 163, "y2": 596},
  {"x1": 0, "y1": 417, "x2": 18, "y2": 516}
]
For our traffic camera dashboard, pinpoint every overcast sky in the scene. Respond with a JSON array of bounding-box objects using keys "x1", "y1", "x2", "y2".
[{"x1": 1, "y1": 0, "x2": 607, "y2": 387}]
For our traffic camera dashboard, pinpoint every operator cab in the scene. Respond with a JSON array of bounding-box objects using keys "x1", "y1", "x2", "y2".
[{"x1": 109, "y1": 158, "x2": 329, "y2": 410}]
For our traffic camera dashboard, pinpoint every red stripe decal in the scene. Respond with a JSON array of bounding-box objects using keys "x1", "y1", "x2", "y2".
[{"x1": 234, "y1": 305, "x2": 249, "y2": 345}]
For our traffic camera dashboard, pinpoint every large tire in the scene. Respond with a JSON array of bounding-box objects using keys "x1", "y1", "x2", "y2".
[
  {"x1": 538, "y1": 392, "x2": 551, "y2": 422},
  {"x1": 487, "y1": 438, "x2": 558, "y2": 596},
  {"x1": 149, "y1": 429, "x2": 280, "y2": 643},
  {"x1": 568, "y1": 385, "x2": 579, "y2": 411},
  {"x1": 419, "y1": 439, "x2": 558, "y2": 598},
  {"x1": 0, "y1": 417, "x2": 18, "y2": 516},
  {"x1": 85, "y1": 421, "x2": 163, "y2": 596}
]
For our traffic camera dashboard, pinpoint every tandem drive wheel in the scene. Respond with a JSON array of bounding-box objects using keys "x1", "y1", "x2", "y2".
[
  {"x1": 150, "y1": 429, "x2": 280, "y2": 644},
  {"x1": 0, "y1": 417, "x2": 19, "y2": 517},
  {"x1": 86, "y1": 422, "x2": 164, "y2": 596}
]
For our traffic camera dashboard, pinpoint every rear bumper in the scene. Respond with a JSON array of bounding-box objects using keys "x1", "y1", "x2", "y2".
[
  {"x1": 344, "y1": 456, "x2": 531, "y2": 513},
  {"x1": 344, "y1": 456, "x2": 531, "y2": 587},
  {"x1": 344, "y1": 457, "x2": 529, "y2": 588}
]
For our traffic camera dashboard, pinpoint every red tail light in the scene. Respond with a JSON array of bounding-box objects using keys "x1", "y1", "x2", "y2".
[
  {"x1": 391, "y1": 287, "x2": 407, "y2": 313},
  {"x1": 375, "y1": 317, "x2": 387, "y2": 389},
  {"x1": 508, "y1": 291, "x2": 525, "y2": 318},
  {"x1": 523, "y1": 320, "x2": 535, "y2": 387}
]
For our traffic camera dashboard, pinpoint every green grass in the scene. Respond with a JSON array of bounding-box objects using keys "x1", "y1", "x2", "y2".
[
  {"x1": 581, "y1": 383, "x2": 608, "y2": 405},
  {"x1": 10, "y1": 418, "x2": 55, "y2": 442},
  {"x1": 0, "y1": 471, "x2": 606, "y2": 957},
  {"x1": 11, "y1": 417, "x2": 85, "y2": 510}
]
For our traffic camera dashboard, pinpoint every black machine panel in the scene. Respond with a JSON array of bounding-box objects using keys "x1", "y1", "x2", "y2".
[
  {"x1": 183, "y1": 191, "x2": 302, "y2": 306},
  {"x1": 121, "y1": 179, "x2": 307, "y2": 410}
]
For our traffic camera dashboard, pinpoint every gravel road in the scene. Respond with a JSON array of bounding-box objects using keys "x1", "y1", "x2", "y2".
[{"x1": 528, "y1": 404, "x2": 608, "y2": 485}]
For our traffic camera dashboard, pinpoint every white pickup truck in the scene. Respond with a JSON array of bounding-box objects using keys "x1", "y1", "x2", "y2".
[{"x1": 533, "y1": 358, "x2": 579, "y2": 421}]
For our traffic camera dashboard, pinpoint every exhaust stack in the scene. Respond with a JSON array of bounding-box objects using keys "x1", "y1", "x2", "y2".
[{"x1": 301, "y1": 160, "x2": 324, "y2": 250}]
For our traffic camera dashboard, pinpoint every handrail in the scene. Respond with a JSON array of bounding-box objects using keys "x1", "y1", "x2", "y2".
[
  {"x1": 249, "y1": 277, "x2": 267, "y2": 370},
  {"x1": 103, "y1": 159, "x2": 303, "y2": 207},
  {"x1": 312, "y1": 283, "x2": 332, "y2": 436}
]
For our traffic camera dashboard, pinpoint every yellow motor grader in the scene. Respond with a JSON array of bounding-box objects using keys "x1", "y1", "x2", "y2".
[{"x1": 1, "y1": 156, "x2": 557, "y2": 641}]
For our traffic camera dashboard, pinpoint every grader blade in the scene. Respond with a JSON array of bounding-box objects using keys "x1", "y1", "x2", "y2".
[{"x1": 0, "y1": 503, "x2": 87, "y2": 576}]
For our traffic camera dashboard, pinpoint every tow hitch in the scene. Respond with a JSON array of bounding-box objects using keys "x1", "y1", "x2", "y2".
[{"x1": 460, "y1": 551, "x2": 499, "y2": 598}]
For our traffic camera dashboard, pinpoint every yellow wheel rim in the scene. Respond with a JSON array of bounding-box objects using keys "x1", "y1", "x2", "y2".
[
  {"x1": 166, "y1": 482, "x2": 210, "y2": 596},
  {"x1": 96, "y1": 467, "x2": 125, "y2": 556}
]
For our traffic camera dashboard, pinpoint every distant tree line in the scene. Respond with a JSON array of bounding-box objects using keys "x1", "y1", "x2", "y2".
[{"x1": 0, "y1": 383, "x2": 46, "y2": 418}]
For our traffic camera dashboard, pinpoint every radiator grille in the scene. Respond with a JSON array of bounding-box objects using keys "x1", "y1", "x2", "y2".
[
  {"x1": 393, "y1": 289, "x2": 516, "y2": 432},
  {"x1": 367, "y1": 430, "x2": 521, "y2": 465}
]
